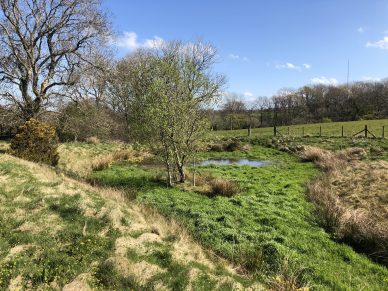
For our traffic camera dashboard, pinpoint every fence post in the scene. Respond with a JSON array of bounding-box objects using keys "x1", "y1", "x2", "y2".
[
  {"x1": 365, "y1": 125, "x2": 368, "y2": 138},
  {"x1": 341, "y1": 126, "x2": 344, "y2": 137},
  {"x1": 319, "y1": 126, "x2": 322, "y2": 137},
  {"x1": 248, "y1": 126, "x2": 252, "y2": 137},
  {"x1": 274, "y1": 126, "x2": 277, "y2": 137}
]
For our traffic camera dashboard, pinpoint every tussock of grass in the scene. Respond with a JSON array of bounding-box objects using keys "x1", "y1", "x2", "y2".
[
  {"x1": 183, "y1": 170, "x2": 240, "y2": 198},
  {"x1": 208, "y1": 178, "x2": 240, "y2": 197},
  {"x1": 91, "y1": 154, "x2": 114, "y2": 171}
]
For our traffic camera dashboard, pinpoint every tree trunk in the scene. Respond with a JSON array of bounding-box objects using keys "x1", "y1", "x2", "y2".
[
  {"x1": 177, "y1": 164, "x2": 185, "y2": 183},
  {"x1": 166, "y1": 162, "x2": 173, "y2": 187}
]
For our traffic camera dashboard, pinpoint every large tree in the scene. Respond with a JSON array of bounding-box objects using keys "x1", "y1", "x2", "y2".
[{"x1": 0, "y1": 0, "x2": 109, "y2": 119}]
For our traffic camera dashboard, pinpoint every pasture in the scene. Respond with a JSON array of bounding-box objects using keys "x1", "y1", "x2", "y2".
[{"x1": 1, "y1": 119, "x2": 387, "y2": 290}]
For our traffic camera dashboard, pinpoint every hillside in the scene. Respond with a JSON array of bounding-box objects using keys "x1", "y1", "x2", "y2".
[{"x1": 0, "y1": 154, "x2": 259, "y2": 290}]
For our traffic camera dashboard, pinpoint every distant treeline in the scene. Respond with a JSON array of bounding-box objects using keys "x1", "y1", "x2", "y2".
[
  {"x1": 2, "y1": 79, "x2": 388, "y2": 140},
  {"x1": 211, "y1": 80, "x2": 388, "y2": 130}
]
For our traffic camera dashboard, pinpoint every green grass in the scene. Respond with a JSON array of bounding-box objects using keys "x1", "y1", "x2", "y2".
[
  {"x1": 212, "y1": 118, "x2": 388, "y2": 139},
  {"x1": 0, "y1": 154, "x2": 251, "y2": 290},
  {"x1": 90, "y1": 145, "x2": 388, "y2": 290},
  {"x1": 0, "y1": 156, "x2": 120, "y2": 289}
]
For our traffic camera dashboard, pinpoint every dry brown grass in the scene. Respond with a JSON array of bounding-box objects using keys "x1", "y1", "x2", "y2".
[
  {"x1": 183, "y1": 170, "x2": 240, "y2": 198},
  {"x1": 208, "y1": 178, "x2": 240, "y2": 197},
  {"x1": 91, "y1": 154, "x2": 114, "y2": 171},
  {"x1": 303, "y1": 146, "x2": 388, "y2": 264},
  {"x1": 91, "y1": 148, "x2": 151, "y2": 172}
]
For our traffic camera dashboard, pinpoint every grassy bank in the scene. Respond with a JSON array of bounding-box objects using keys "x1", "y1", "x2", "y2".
[
  {"x1": 0, "y1": 154, "x2": 254, "y2": 290},
  {"x1": 89, "y1": 144, "x2": 388, "y2": 290}
]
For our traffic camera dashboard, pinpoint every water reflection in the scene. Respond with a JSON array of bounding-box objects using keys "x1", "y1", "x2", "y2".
[{"x1": 198, "y1": 159, "x2": 269, "y2": 167}]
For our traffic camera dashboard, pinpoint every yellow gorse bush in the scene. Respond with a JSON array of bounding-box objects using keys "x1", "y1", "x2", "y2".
[{"x1": 9, "y1": 118, "x2": 59, "y2": 166}]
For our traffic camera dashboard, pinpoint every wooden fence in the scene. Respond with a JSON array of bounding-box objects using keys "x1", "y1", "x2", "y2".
[{"x1": 268, "y1": 124, "x2": 386, "y2": 139}]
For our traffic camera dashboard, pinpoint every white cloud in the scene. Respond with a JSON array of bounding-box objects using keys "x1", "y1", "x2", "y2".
[
  {"x1": 275, "y1": 62, "x2": 311, "y2": 71},
  {"x1": 311, "y1": 76, "x2": 338, "y2": 85},
  {"x1": 229, "y1": 53, "x2": 249, "y2": 62},
  {"x1": 366, "y1": 36, "x2": 388, "y2": 49},
  {"x1": 229, "y1": 53, "x2": 240, "y2": 59},
  {"x1": 243, "y1": 91, "x2": 253, "y2": 97},
  {"x1": 358, "y1": 27, "x2": 366, "y2": 33},
  {"x1": 112, "y1": 31, "x2": 164, "y2": 50}
]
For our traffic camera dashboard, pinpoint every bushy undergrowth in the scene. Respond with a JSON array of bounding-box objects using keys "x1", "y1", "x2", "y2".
[{"x1": 9, "y1": 118, "x2": 59, "y2": 166}]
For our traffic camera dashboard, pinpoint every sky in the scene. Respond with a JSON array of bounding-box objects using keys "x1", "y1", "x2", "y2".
[{"x1": 104, "y1": 0, "x2": 388, "y2": 100}]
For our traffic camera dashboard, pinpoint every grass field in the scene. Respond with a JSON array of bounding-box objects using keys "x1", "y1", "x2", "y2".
[
  {"x1": 1, "y1": 119, "x2": 388, "y2": 290},
  {"x1": 88, "y1": 144, "x2": 388, "y2": 290},
  {"x1": 212, "y1": 118, "x2": 388, "y2": 139},
  {"x1": 0, "y1": 154, "x2": 255, "y2": 290}
]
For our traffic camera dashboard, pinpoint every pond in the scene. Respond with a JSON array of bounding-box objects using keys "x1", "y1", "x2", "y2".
[{"x1": 198, "y1": 158, "x2": 270, "y2": 167}]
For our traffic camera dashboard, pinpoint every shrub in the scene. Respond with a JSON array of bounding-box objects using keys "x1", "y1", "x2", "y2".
[
  {"x1": 321, "y1": 117, "x2": 332, "y2": 123},
  {"x1": 9, "y1": 118, "x2": 59, "y2": 166},
  {"x1": 57, "y1": 99, "x2": 127, "y2": 142},
  {"x1": 209, "y1": 178, "x2": 240, "y2": 197}
]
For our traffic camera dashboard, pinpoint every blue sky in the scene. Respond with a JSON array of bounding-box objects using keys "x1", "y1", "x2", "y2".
[{"x1": 104, "y1": 0, "x2": 388, "y2": 99}]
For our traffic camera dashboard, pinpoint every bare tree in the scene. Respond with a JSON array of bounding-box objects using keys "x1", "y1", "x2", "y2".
[
  {"x1": 0, "y1": 0, "x2": 110, "y2": 119},
  {"x1": 221, "y1": 93, "x2": 246, "y2": 130},
  {"x1": 67, "y1": 51, "x2": 113, "y2": 107}
]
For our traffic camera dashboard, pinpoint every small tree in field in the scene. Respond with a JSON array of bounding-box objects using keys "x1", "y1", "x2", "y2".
[{"x1": 123, "y1": 41, "x2": 225, "y2": 186}]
